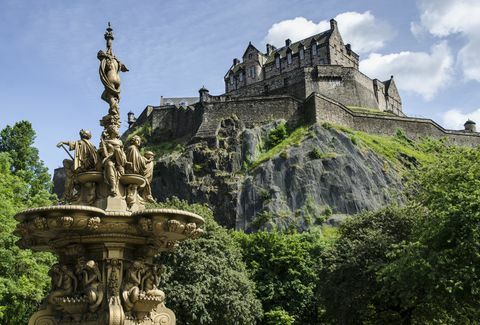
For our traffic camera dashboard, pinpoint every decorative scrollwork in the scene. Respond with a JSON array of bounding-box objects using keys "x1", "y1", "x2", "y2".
[
  {"x1": 33, "y1": 216, "x2": 48, "y2": 230},
  {"x1": 58, "y1": 216, "x2": 74, "y2": 228},
  {"x1": 87, "y1": 217, "x2": 101, "y2": 230}
]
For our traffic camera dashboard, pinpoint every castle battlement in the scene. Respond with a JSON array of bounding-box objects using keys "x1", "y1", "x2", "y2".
[
  {"x1": 224, "y1": 19, "x2": 402, "y2": 116},
  {"x1": 123, "y1": 18, "x2": 479, "y2": 149}
]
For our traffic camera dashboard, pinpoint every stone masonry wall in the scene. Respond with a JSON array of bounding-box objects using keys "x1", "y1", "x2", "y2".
[
  {"x1": 193, "y1": 95, "x2": 301, "y2": 144},
  {"x1": 306, "y1": 93, "x2": 480, "y2": 146},
  {"x1": 306, "y1": 66, "x2": 380, "y2": 110}
]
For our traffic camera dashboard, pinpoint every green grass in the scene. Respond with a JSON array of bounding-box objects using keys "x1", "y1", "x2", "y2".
[
  {"x1": 127, "y1": 123, "x2": 152, "y2": 143},
  {"x1": 143, "y1": 141, "x2": 184, "y2": 157},
  {"x1": 327, "y1": 124, "x2": 436, "y2": 169},
  {"x1": 249, "y1": 125, "x2": 311, "y2": 170},
  {"x1": 346, "y1": 106, "x2": 396, "y2": 116}
]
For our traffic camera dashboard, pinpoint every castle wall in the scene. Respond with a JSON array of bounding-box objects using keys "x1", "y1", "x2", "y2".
[
  {"x1": 227, "y1": 68, "x2": 308, "y2": 99},
  {"x1": 263, "y1": 44, "x2": 329, "y2": 80},
  {"x1": 306, "y1": 66, "x2": 380, "y2": 110},
  {"x1": 327, "y1": 26, "x2": 358, "y2": 69},
  {"x1": 193, "y1": 95, "x2": 301, "y2": 144},
  {"x1": 150, "y1": 105, "x2": 203, "y2": 140},
  {"x1": 307, "y1": 94, "x2": 480, "y2": 146}
]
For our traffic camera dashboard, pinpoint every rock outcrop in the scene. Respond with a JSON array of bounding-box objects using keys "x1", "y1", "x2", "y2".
[{"x1": 151, "y1": 119, "x2": 403, "y2": 231}]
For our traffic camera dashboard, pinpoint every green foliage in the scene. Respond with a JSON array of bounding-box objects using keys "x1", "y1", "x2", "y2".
[
  {"x1": 251, "y1": 211, "x2": 274, "y2": 229},
  {"x1": 0, "y1": 121, "x2": 54, "y2": 200},
  {"x1": 266, "y1": 122, "x2": 288, "y2": 149},
  {"x1": 329, "y1": 123, "x2": 440, "y2": 170},
  {"x1": 346, "y1": 106, "x2": 396, "y2": 116},
  {"x1": 308, "y1": 148, "x2": 337, "y2": 160},
  {"x1": 192, "y1": 163, "x2": 203, "y2": 173},
  {"x1": 127, "y1": 123, "x2": 152, "y2": 144},
  {"x1": 234, "y1": 230, "x2": 327, "y2": 324},
  {"x1": 378, "y1": 146, "x2": 480, "y2": 322},
  {"x1": 152, "y1": 198, "x2": 262, "y2": 324},
  {"x1": 250, "y1": 125, "x2": 310, "y2": 170},
  {"x1": 263, "y1": 309, "x2": 295, "y2": 325},
  {"x1": 308, "y1": 148, "x2": 322, "y2": 159},
  {"x1": 0, "y1": 152, "x2": 56, "y2": 324},
  {"x1": 279, "y1": 151, "x2": 288, "y2": 159},
  {"x1": 320, "y1": 205, "x2": 419, "y2": 324},
  {"x1": 143, "y1": 141, "x2": 183, "y2": 157}
]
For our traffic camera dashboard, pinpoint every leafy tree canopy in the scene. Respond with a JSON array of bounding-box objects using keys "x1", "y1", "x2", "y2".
[
  {"x1": 0, "y1": 121, "x2": 54, "y2": 200},
  {"x1": 234, "y1": 228, "x2": 327, "y2": 324},
  {"x1": 153, "y1": 197, "x2": 263, "y2": 325},
  {"x1": 0, "y1": 152, "x2": 55, "y2": 324}
]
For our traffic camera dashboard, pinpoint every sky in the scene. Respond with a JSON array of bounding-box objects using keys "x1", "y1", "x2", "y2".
[{"x1": 1, "y1": 0, "x2": 480, "y2": 174}]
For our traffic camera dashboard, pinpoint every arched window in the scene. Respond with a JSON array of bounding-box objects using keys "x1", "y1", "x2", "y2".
[
  {"x1": 299, "y1": 48, "x2": 305, "y2": 60},
  {"x1": 287, "y1": 52, "x2": 292, "y2": 65},
  {"x1": 312, "y1": 43, "x2": 317, "y2": 56},
  {"x1": 275, "y1": 55, "x2": 280, "y2": 68}
]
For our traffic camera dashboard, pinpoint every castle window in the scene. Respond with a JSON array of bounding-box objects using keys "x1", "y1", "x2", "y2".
[
  {"x1": 299, "y1": 48, "x2": 305, "y2": 60},
  {"x1": 287, "y1": 52, "x2": 292, "y2": 65},
  {"x1": 275, "y1": 56, "x2": 280, "y2": 68},
  {"x1": 239, "y1": 72, "x2": 244, "y2": 82},
  {"x1": 249, "y1": 66, "x2": 256, "y2": 79},
  {"x1": 230, "y1": 75, "x2": 234, "y2": 85},
  {"x1": 248, "y1": 53, "x2": 252, "y2": 59},
  {"x1": 312, "y1": 43, "x2": 317, "y2": 56}
]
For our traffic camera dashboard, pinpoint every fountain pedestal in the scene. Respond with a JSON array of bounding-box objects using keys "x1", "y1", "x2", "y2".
[{"x1": 15, "y1": 205, "x2": 203, "y2": 325}]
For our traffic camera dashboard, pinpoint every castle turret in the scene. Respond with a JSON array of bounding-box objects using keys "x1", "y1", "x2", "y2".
[
  {"x1": 199, "y1": 86, "x2": 210, "y2": 103},
  {"x1": 464, "y1": 119, "x2": 476, "y2": 132}
]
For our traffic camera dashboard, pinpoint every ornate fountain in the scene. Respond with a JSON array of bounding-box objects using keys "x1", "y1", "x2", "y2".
[{"x1": 14, "y1": 23, "x2": 204, "y2": 325}]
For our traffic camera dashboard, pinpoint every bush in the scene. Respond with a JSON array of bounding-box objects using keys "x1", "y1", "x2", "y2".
[
  {"x1": 266, "y1": 123, "x2": 288, "y2": 149},
  {"x1": 263, "y1": 309, "x2": 295, "y2": 325},
  {"x1": 153, "y1": 198, "x2": 262, "y2": 324}
]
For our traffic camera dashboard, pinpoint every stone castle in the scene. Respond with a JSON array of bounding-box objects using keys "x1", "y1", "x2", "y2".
[{"x1": 125, "y1": 18, "x2": 480, "y2": 147}]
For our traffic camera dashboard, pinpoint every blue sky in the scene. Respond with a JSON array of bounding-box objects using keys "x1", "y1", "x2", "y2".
[{"x1": 1, "y1": 0, "x2": 480, "y2": 174}]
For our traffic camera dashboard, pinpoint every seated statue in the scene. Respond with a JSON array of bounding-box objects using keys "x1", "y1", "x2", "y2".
[
  {"x1": 82, "y1": 260, "x2": 104, "y2": 313},
  {"x1": 47, "y1": 264, "x2": 78, "y2": 306},
  {"x1": 141, "y1": 264, "x2": 165, "y2": 299},
  {"x1": 125, "y1": 136, "x2": 155, "y2": 203},
  {"x1": 57, "y1": 129, "x2": 98, "y2": 201},
  {"x1": 122, "y1": 260, "x2": 144, "y2": 310}
]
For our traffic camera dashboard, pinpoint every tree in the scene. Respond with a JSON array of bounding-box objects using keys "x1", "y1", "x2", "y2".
[
  {"x1": 0, "y1": 153, "x2": 55, "y2": 324},
  {"x1": 319, "y1": 205, "x2": 418, "y2": 324},
  {"x1": 234, "y1": 229, "x2": 326, "y2": 324},
  {"x1": 153, "y1": 198, "x2": 263, "y2": 324},
  {"x1": 0, "y1": 121, "x2": 53, "y2": 199},
  {"x1": 378, "y1": 146, "x2": 480, "y2": 323}
]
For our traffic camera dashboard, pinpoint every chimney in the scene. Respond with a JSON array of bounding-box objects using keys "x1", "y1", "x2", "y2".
[
  {"x1": 330, "y1": 18, "x2": 337, "y2": 30},
  {"x1": 346, "y1": 43, "x2": 351, "y2": 54},
  {"x1": 285, "y1": 39, "x2": 291, "y2": 47},
  {"x1": 266, "y1": 44, "x2": 272, "y2": 55},
  {"x1": 233, "y1": 58, "x2": 240, "y2": 65}
]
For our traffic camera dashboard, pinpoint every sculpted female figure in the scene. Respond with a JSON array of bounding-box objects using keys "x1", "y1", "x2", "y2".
[
  {"x1": 97, "y1": 23, "x2": 128, "y2": 117},
  {"x1": 100, "y1": 126, "x2": 127, "y2": 196}
]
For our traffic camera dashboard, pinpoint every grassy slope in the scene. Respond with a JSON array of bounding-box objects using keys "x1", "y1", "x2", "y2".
[{"x1": 250, "y1": 122, "x2": 440, "y2": 172}]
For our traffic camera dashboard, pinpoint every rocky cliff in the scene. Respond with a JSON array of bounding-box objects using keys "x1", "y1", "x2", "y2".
[
  {"x1": 150, "y1": 117, "x2": 406, "y2": 231},
  {"x1": 54, "y1": 118, "x2": 414, "y2": 231}
]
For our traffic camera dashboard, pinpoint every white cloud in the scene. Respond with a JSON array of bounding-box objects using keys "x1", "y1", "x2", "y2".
[
  {"x1": 360, "y1": 42, "x2": 453, "y2": 100},
  {"x1": 442, "y1": 108, "x2": 480, "y2": 130},
  {"x1": 263, "y1": 11, "x2": 394, "y2": 54},
  {"x1": 414, "y1": 0, "x2": 480, "y2": 81}
]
